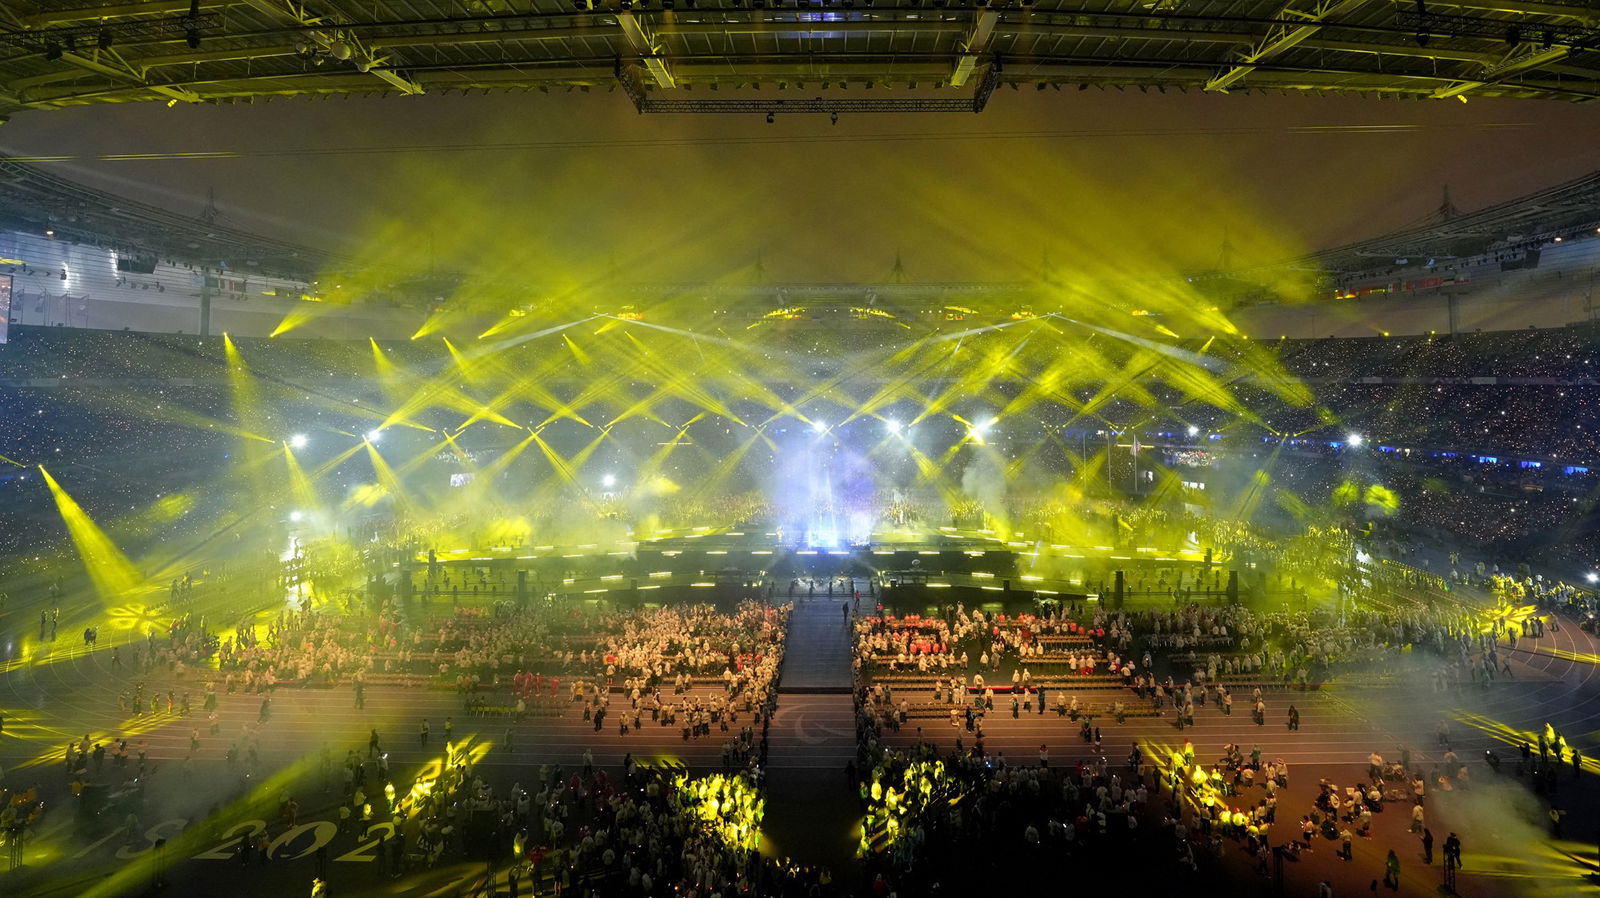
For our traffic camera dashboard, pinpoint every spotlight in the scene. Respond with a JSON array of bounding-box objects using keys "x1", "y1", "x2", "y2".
[
  {"x1": 1587, "y1": 572, "x2": 1598, "y2": 584},
  {"x1": 1346, "y1": 433, "x2": 1363, "y2": 448},
  {"x1": 1186, "y1": 425, "x2": 1200, "y2": 437},
  {"x1": 811, "y1": 420, "x2": 828, "y2": 434},
  {"x1": 289, "y1": 433, "x2": 309, "y2": 449},
  {"x1": 184, "y1": 0, "x2": 200, "y2": 45},
  {"x1": 885, "y1": 419, "x2": 901, "y2": 434},
  {"x1": 365, "y1": 429, "x2": 382, "y2": 443},
  {"x1": 289, "y1": 511, "x2": 304, "y2": 522},
  {"x1": 602, "y1": 473, "x2": 617, "y2": 488}
]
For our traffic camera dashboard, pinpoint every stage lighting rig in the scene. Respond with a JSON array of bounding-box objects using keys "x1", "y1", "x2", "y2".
[{"x1": 1, "y1": 10, "x2": 224, "y2": 56}]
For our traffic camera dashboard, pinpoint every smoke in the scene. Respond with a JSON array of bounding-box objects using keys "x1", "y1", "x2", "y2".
[{"x1": 961, "y1": 448, "x2": 1008, "y2": 524}]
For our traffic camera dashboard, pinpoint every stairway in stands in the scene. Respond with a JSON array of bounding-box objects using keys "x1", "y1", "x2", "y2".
[{"x1": 760, "y1": 595, "x2": 861, "y2": 873}]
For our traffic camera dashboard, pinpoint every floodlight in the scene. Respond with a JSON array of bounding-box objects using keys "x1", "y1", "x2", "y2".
[
  {"x1": 1587, "y1": 572, "x2": 1598, "y2": 584},
  {"x1": 602, "y1": 474, "x2": 617, "y2": 488},
  {"x1": 812, "y1": 420, "x2": 828, "y2": 434},
  {"x1": 885, "y1": 419, "x2": 901, "y2": 434},
  {"x1": 1187, "y1": 425, "x2": 1200, "y2": 437},
  {"x1": 1346, "y1": 433, "x2": 1363, "y2": 447},
  {"x1": 365, "y1": 429, "x2": 382, "y2": 443},
  {"x1": 289, "y1": 511, "x2": 304, "y2": 522},
  {"x1": 289, "y1": 433, "x2": 309, "y2": 449}
]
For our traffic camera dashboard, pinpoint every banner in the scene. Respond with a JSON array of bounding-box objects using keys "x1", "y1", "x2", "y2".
[{"x1": 0, "y1": 274, "x2": 10, "y2": 344}]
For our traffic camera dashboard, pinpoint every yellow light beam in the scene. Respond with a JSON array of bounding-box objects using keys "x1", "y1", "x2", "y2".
[{"x1": 38, "y1": 466, "x2": 145, "y2": 605}]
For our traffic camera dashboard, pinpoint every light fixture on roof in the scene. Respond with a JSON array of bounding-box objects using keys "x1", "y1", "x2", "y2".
[{"x1": 184, "y1": 0, "x2": 202, "y2": 48}]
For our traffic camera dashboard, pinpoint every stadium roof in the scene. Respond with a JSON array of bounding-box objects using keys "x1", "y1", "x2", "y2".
[
  {"x1": 1297, "y1": 167, "x2": 1600, "y2": 272},
  {"x1": 0, "y1": 1, "x2": 1596, "y2": 120}
]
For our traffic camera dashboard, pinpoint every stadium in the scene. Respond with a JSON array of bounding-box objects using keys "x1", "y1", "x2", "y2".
[{"x1": 3, "y1": 2, "x2": 1600, "y2": 898}]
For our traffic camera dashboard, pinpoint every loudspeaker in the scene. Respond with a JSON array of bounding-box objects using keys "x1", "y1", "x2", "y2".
[{"x1": 1226, "y1": 570, "x2": 1240, "y2": 604}]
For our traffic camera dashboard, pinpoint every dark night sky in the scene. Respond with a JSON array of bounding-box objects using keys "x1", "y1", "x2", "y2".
[{"x1": 0, "y1": 87, "x2": 1593, "y2": 284}]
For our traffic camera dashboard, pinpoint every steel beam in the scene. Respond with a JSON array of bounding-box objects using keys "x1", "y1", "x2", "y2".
[
  {"x1": 618, "y1": 9, "x2": 674, "y2": 89},
  {"x1": 1427, "y1": 1, "x2": 1597, "y2": 22},
  {"x1": 22, "y1": 1, "x2": 202, "y2": 28},
  {"x1": 1431, "y1": 45, "x2": 1570, "y2": 98},
  {"x1": 634, "y1": 95, "x2": 982, "y2": 113},
  {"x1": 239, "y1": 0, "x2": 425, "y2": 95},
  {"x1": 48, "y1": 47, "x2": 202, "y2": 104},
  {"x1": 1205, "y1": 0, "x2": 1371, "y2": 93},
  {"x1": 951, "y1": 9, "x2": 996, "y2": 88}
]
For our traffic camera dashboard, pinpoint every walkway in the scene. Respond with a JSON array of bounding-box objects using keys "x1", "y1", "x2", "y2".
[
  {"x1": 776, "y1": 593, "x2": 856, "y2": 693},
  {"x1": 760, "y1": 596, "x2": 860, "y2": 872}
]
